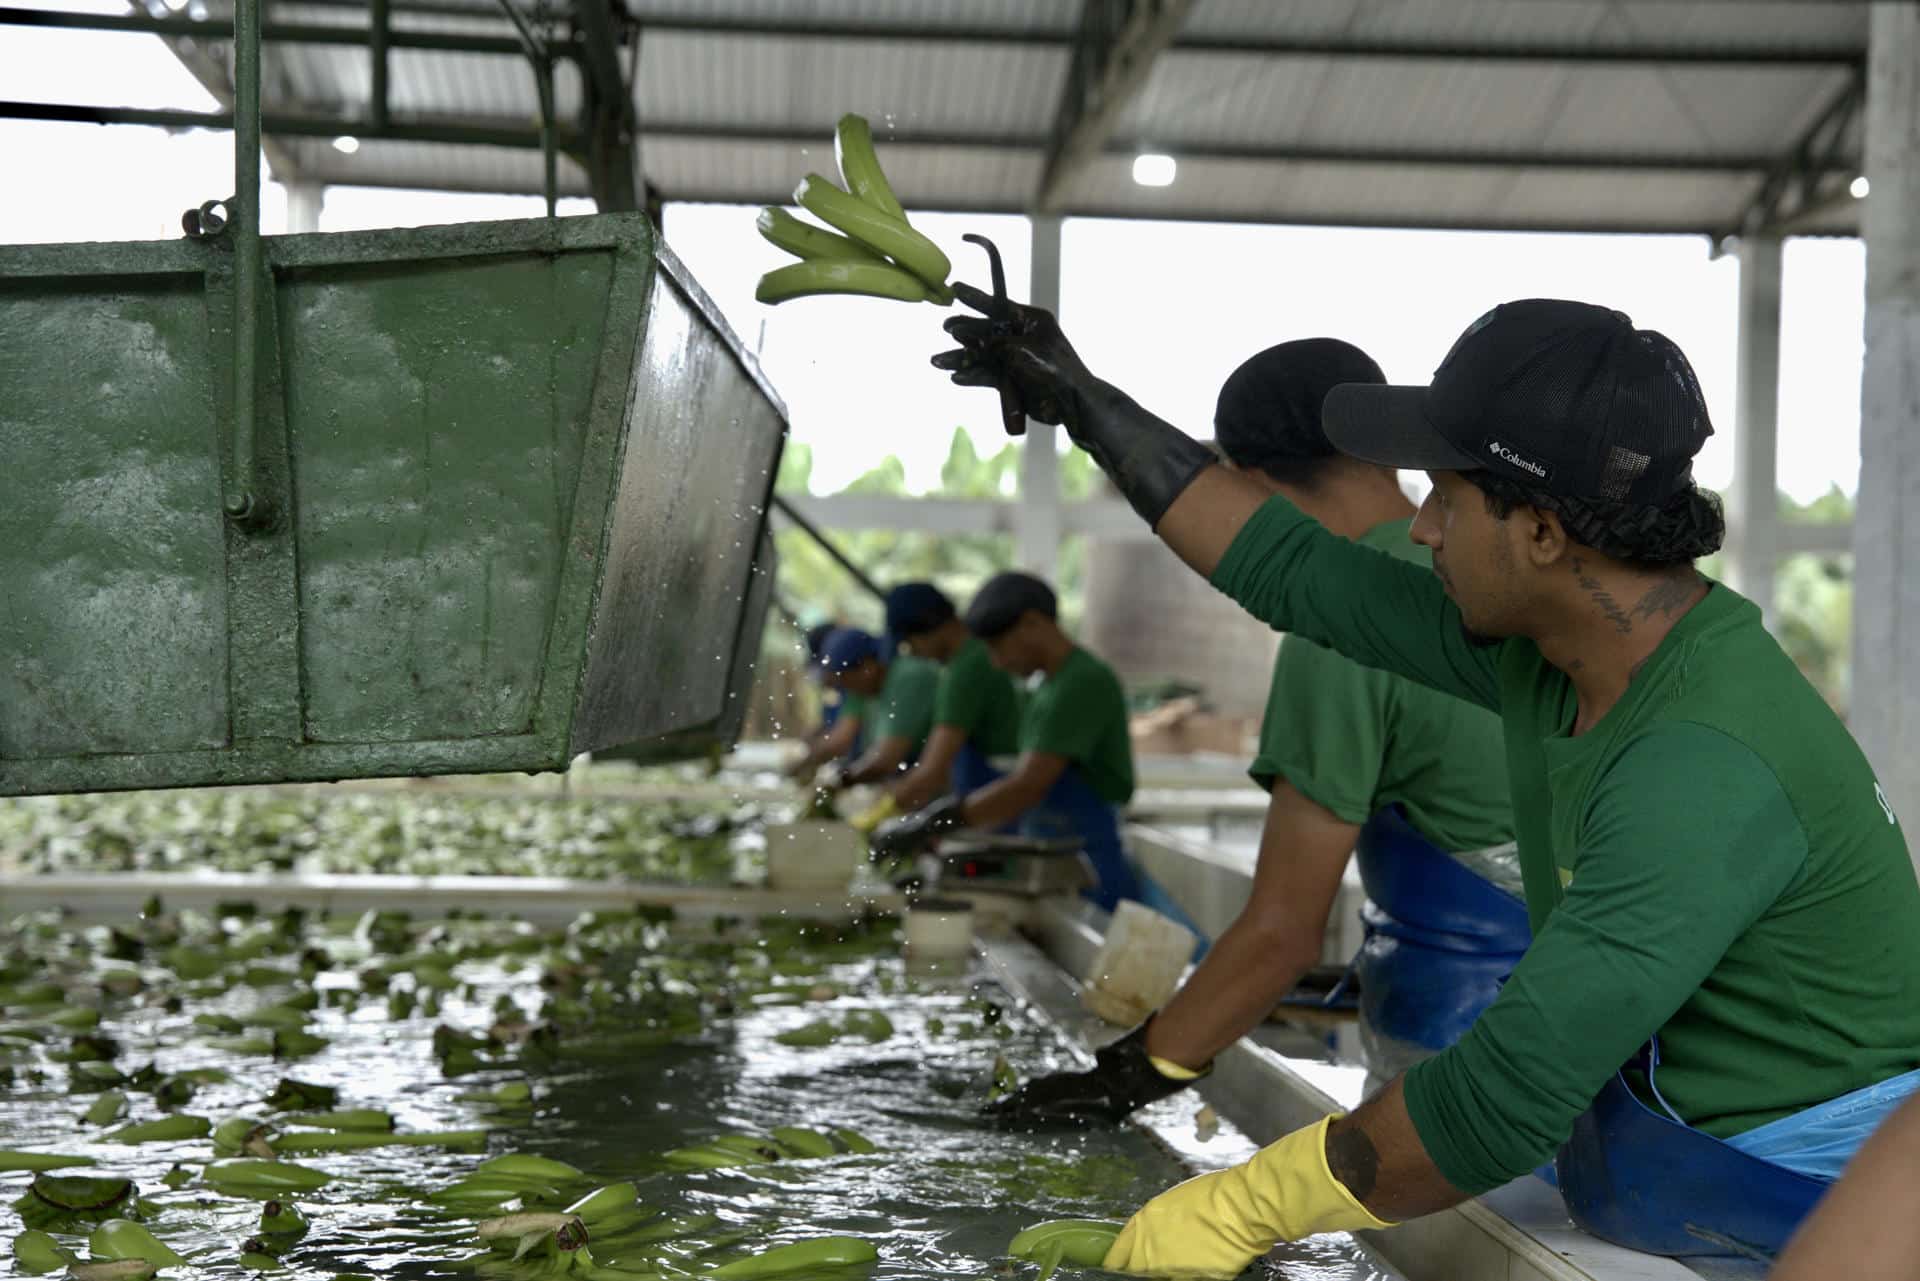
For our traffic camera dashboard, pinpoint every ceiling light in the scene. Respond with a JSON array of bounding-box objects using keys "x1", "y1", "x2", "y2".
[
  {"x1": 332, "y1": 135, "x2": 361, "y2": 155},
  {"x1": 1850, "y1": 175, "x2": 1870, "y2": 199},
  {"x1": 1132, "y1": 153, "x2": 1176, "y2": 188}
]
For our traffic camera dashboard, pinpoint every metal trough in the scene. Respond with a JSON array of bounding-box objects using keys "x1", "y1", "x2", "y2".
[{"x1": 0, "y1": 215, "x2": 785, "y2": 794}]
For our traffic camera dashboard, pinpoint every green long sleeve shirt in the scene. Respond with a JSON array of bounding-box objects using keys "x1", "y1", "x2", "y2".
[{"x1": 1212, "y1": 496, "x2": 1920, "y2": 1194}]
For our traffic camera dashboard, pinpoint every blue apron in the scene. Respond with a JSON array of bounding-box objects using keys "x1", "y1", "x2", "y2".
[
  {"x1": 950, "y1": 741, "x2": 1004, "y2": 798},
  {"x1": 1352, "y1": 807, "x2": 1530, "y2": 1052},
  {"x1": 1555, "y1": 1038, "x2": 1831, "y2": 1258},
  {"x1": 820, "y1": 695, "x2": 865, "y2": 763},
  {"x1": 1018, "y1": 766, "x2": 1140, "y2": 913}
]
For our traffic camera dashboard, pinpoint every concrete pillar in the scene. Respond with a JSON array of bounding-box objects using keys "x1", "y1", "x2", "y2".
[
  {"x1": 1851, "y1": 1, "x2": 1920, "y2": 844},
  {"x1": 1017, "y1": 214, "x2": 1064, "y2": 579},
  {"x1": 1728, "y1": 232, "x2": 1783, "y2": 628},
  {"x1": 285, "y1": 181, "x2": 325, "y2": 234}
]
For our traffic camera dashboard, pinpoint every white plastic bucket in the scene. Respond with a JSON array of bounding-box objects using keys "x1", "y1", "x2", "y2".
[
  {"x1": 903, "y1": 897, "x2": 974, "y2": 958},
  {"x1": 1080, "y1": 900, "x2": 1197, "y2": 1026},
  {"x1": 764, "y1": 821, "x2": 864, "y2": 891}
]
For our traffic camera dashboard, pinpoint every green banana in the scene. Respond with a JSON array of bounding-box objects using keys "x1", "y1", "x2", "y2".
[
  {"x1": 830, "y1": 1128, "x2": 876, "y2": 1155},
  {"x1": 256, "y1": 1200, "x2": 310, "y2": 1247},
  {"x1": 271, "y1": 1028, "x2": 329, "y2": 1059},
  {"x1": 270, "y1": 1128, "x2": 485, "y2": 1155},
  {"x1": 562, "y1": 1183, "x2": 638, "y2": 1224},
  {"x1": 772, "y1": 1020, "x2": 841, "y2": 1048},
  {"x1": 756, "y1": 207, "x2": 885, "y2": 265},
  {"x1": 89, "y1": 1219, "x2": 187, "y2": 1268},
  {"x1": 214, "y1": 1116, "x2": 277, "y2": 1156},
  {"x1": 286, "y1": 1109, "x2": 393, "y2": 1132},
  {"x1": 68, "y1": 1261, "x2": 155, "y2": 1281},
  {"x1": 1006, "y1": 1220, "x2": 1121, "y2": 1281},
  {"x1": 755, "y1": 262, "x2": 930, "y2": 307},
  {"x1": 0, "y1": 1150, "x2": 95, "y2": 1171},
  {"x1": 11, "y1": 1228, "x2": 75, "y2": 1274},
  {"x1": 769, "y1": 1127, "x2": 835, "y2": 1159},
  {"x1": 159, "y1": 1165, "x2": 193, "y2": 1190},
  {"x1": 239, "y1": 1251, "x2": 282, "y2": 1271},
  {"x1": 833, "y1": 113, "x2": 907, "y2": 223},
  {"x1": 705, "y1": 1236, "x2": 878, "y2": 1279},
  {"x1": 104, "y1": 1115, "x2": 210, "y2": 1144},
  {"x1": 264, "y1": 1079, "x2": 336, "y2": 1111},
  {"x1": 204, "y1": 1158, "x2": 331, "y2": 1196},
  {"x1": 793, "y1": 174, "x2": 950, "y2": 290},
  {"x1": 476, "y1": 1153, "x2": 584, "y2": 1183},
  {"x1": 45, "y1": 1006, "x2": 102, "y2": 1030},
  {"x1": 244, "y1": 1004, "x2": 311, "y2": 1030}
]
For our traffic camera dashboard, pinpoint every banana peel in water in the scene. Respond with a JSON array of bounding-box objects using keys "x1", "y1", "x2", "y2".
[
  {"x1": 11, "y1": 1228, "x2": 76, "y2": 1274},
  {"x1": 1006, "y1": 1220, "x2": 1122, "y2": 1281},
  {"x1": 89, "y1": 1219, "x2": 187, "y2": 1269},
  {"x1": 704, "y1": 1236, "x2": 879, "y2": 1279}
]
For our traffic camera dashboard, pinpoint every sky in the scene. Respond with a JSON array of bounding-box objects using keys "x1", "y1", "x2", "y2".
[{"x1": 1, "y1": 12, "x2": 1870, "y2": 504}]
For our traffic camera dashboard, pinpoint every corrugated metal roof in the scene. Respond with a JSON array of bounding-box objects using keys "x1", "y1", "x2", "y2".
[{"x1": 148, "y1": 0, "x2": 1869, "y2": 237}]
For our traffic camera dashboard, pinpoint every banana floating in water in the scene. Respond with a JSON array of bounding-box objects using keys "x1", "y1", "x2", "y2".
[
  {"x1": 705, "y1": 1235, "x2": 879, "y2": 1279},
  {"x1": 89, "y1": 1219, "x2": 188, "y2": 1269},
  {"x1": 11, "y1": 1229, "x2": 75, "y2": 1275},
  {"x1": 1006, "y1": 1220, "x2": 1122, "y2": 1281},
  {"x1": 752, "y1": 113, "x2": 954, "y2": 307}
]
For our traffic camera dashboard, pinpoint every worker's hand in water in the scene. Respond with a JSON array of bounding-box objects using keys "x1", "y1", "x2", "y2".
[
  {"x1": 982, "y1": 1023, "x2": 1201, "y2": 1129},
  {"x1": 848, "y1": 794, "x2": 898, "y2": 835},
  {"x1": 868, "y1": 794, "x2": 965, "y2": 858},
  {"x1": 1102, "y1": 1115, "x2": 1394, "y2": 1278},
  {"x1": 930, "y1": 285, "x2": 1093, "y2": 427}
]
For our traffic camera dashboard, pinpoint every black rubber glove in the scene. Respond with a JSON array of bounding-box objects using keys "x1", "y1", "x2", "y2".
[
  {"x1": 868, "y1": 794, "x2": 966, "y2": 859},
  {"x1": 982, "y1": 1022, "x2": 1204, "y2": 1129},
  {"x1": 931, "y1": 284, "x2": 1218, "y2": 529}
]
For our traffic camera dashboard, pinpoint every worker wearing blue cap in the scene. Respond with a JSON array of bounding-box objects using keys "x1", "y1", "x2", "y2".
[
  {"x1": 872, "y1": 571, "x2": 1142, "y2": 910},
  {"x1": 786, "y1": 626, "x2": 940, "y2": 794},
  {"x1": 784, "y1": 621, "x2": 869, "y2": 779},
  {"x1": 879, "y1": 582, "x2": 1024, "y2": 817}
]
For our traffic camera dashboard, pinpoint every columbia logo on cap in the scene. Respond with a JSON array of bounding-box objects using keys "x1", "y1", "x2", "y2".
[{"x1": 1487, "y1": 439, "x2": 1551, "y2": 480}]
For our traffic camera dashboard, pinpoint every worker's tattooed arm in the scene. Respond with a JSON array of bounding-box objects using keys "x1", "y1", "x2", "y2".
[{"x1": 1325, "y1": 1079, "x2": 1472, "y2": 1222}]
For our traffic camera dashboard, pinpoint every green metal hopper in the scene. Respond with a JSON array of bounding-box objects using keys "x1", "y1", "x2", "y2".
[{"x1": 0, "y1": 215, "x2": 787, "y2": 795}]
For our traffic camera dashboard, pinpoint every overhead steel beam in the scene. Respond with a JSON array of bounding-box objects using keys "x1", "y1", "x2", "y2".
[
  {"x1": 636, "y1": 120, "x2": 1852, "y2": 176},
  {"x1": 1037, "y1": 0, "x2": 1196, "y2": 212},
  {"x1": 0, "y1": 6, "x2": 573, "y2": 56},
  {"x1": 1724, "y1": 70, "x2": 1869, "y2": 242},
  {"x1": 166, "y1": 2, "x2": 1868, "y2": 67},
  {"x1": 0, "y1": 99, "x2": 582, "y2": 149},
  {"x1": 570, "y1": 0, "x2": 641, "y2": 212}
]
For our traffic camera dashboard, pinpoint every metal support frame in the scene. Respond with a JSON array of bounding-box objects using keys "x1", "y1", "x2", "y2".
[
  {"x1": 570, "y1": 0, "x2": 641, "y2": 213},
  {"x1": 0, "y1": 5, "x2": 572, "y2": 55},
  {"x1": 1725, "y1": 71, "x2": 1868, "y2": 242},
  {"x1": 1037, "y1": 0, "x2": 1195, "y2": 212},
  {"x1": 491, "y1": 0, "x2": 558, "y2": 214},
  {"x1": 770, "y1": 494, "x2": 886, "y2": 605},
  {"x1": 369, "y1": 0, "x2": 390, "y2": 130},
  {"x1": 1017, "y1": 215, "x2": 1066, "y2": 576},
  {"x1": 0, "y1": 99, "x2": 580, "y2": 151},
  {"x1": 227, "y1": 0, "x2": 264, "y2": 527},
  {"x1": 1727, "y1": 232, "x2": 1783, "y2": 628}
]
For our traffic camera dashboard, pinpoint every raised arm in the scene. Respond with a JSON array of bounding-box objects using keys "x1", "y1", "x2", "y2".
[{"x1": 933, "y1": 288, "x2": 1499, "y2": 710}]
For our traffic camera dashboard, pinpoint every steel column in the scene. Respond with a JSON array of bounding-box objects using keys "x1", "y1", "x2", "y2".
[
  {"x1": 1017, "y1": 215, "x2": 1065, "y2": 577},
  {"x1": 1727, "y1": 233, "x2": 1783, "y2": 627},
  {"x1": 228, "y1": 0, "x2": 264, "y2": 526}
]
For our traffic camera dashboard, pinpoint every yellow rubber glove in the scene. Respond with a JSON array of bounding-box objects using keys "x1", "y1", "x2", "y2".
[
  {"x1": 1103, "y1": 1115, "x2": 1393, "y2": 1278},
  {"x1": 848, "y1": 794, "x2": 898, "y2": 834}
]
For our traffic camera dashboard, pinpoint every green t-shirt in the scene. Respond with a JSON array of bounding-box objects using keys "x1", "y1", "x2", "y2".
[
  {"x1": 932, "y1": 635, "x2": 1023, "y2": 758},
  {"x1": 1213, "y1": 495, "x2": 1920, "y2": 1195},
  {"x1": 870, "y1": 656, "x2": 939, "y2": 754},
  {"x1": 1251, "y1": 519, "x2": 1513, "y2": 852},
  {"x1": 1022, "y1": 646, "x2": 1135, "y2": 806}
]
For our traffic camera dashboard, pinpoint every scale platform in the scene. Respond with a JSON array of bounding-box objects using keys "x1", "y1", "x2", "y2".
[{"x1": 926, "y1": 833, "x2": 1094, "y2": 897}]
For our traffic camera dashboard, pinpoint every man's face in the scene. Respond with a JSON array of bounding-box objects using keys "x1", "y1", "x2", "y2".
[
  {"x1": 983, "y1": 615, "x2": 1045, "y2": 678},
  {"x1": 1411, "y1": 471, "x2": 1528, "y2": 645},
  {"x1": 827, "y1": 658, "x2": 886, "y2": 698}
]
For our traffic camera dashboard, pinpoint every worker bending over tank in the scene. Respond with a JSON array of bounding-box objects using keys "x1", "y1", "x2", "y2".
[
  {"x1": 784, "y1": 622, "x2": 867, "y2": 780},
  {"x1": 786, "y1": 627, "x2": 938, "y2": 794},
  {"x1": 871, "y1": 572, "x2": 1142, "y2": 911},
  {"x1": 932, "y1": 290, "x2": 1920, "y2": 1271},
  {"x1": 989, "y1": 339, "x2": 1517, "y2": 1128}
]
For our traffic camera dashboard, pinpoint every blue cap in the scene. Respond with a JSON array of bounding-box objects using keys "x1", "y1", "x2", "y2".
[
  {"x1": 817, "y1": 627, "x2": 882, "y2": 676},
  {"x1": 883, "y1": 582, "x2": 956, "y2": 653},
  {"x1": 803, "y1": 622, "x2": 837, "y2": 667}
]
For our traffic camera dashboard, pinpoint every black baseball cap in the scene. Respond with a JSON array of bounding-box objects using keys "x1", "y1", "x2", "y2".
[
  {"x1": 883, "y1": 582, "x2": 956, "y2": 652},
  {"x1": 1322, "y1": 299, "x2": 1713, "y2": 505},
  {"x1": 1214, "y1": 338, "x2": 1385, "y2": 474},
  {"x1": 965, "y1": 572, "x2": 1056, "y2": 640}
]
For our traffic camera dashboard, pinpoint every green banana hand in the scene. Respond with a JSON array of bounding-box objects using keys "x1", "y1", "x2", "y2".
[
  {"x1": 271, "y1": 1128, "x2": 485, "y2": 1155},
  {"x1": 768, "y1": 1128, "x2": 835, "y2": 1159},
  {"x1": 213, "y1": 1117, "x2": 277, "y2": 1156},
  {"x1": 833, "y1": 114, "x2": 907, "y2": 223},
  {"x1": 793, "y1": 174, "x2": 950, "y2": 290},
  {"x1": 476, "y1": 1154, "x2": 585, "y2": 1184},
  {"x1": 264, "y1": 1079, "x2": 337, "y2": 1111},
  {"x1": 102, "y1": 1115, "x2": 210, "y2": 1145},
  {"x1": 563, "y1": 1183, "x2": 640, "y2": 1224},
  {"x1": 755, "y1": 262, "x2": 930, "y2": 307},
  {"x1": 704, "y1": 1236, "x2": 878, "y2": 1279},
  {"x1": 11, "y1": 1228, "x2": 76, "y2": 1274},
  {"x1": 89, "y1": 1219, "x2": 188, "y2": 1268},
  {"x1": 204, "y1": 1158, "x2": 332, "y2": 1196},
  {"x1": 756, "y1": 208, "x2": 885, "y2": 265},
  {"x1": 0, "y1": 1150, "x2": 95, "y2": 1171},
  {"x1": 1006, "y1": 1220, "x2": 1121, "y2": 1281}
]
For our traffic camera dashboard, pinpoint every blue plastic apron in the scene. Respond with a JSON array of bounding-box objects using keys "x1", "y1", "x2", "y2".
[
  {"x1": 950, "y1": 741, "x2": 1004, "y2": 797},
  {"x1": 1352, "y1": 807, "x2": 1530, "y2": 1052},
  {"x1": 1555, "y1": 1038, "x2": 1831, "y2": 1258},
  {"x1": 1018, "y1": 766, "x2": 1140, "y2": 912},
  {"x1": 820, "y1": 694, "x2": 865, "y2": 763}
]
